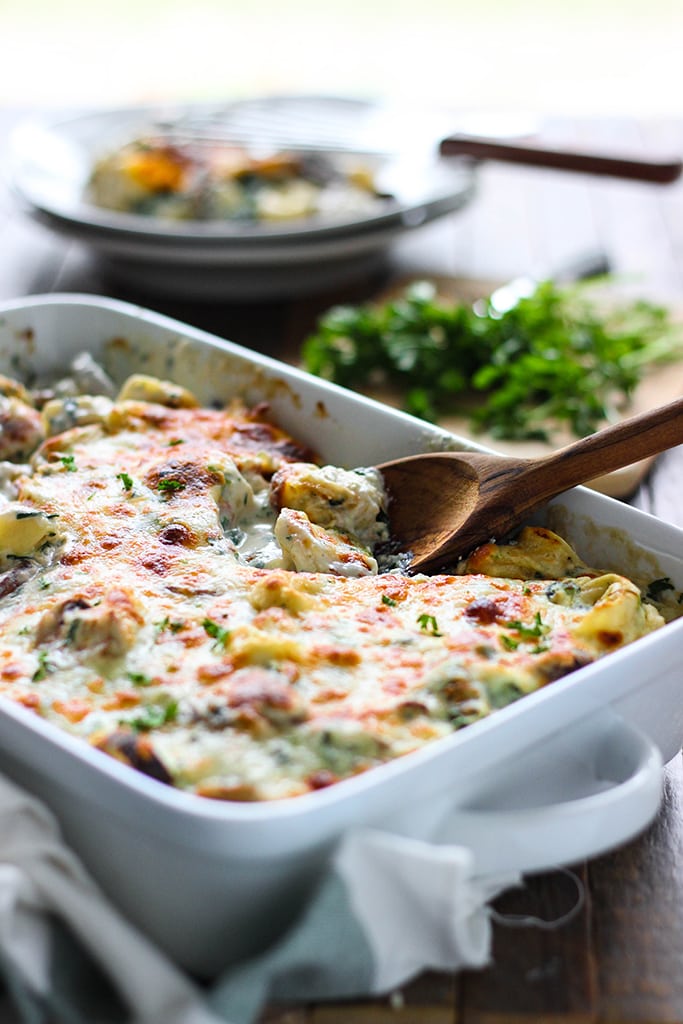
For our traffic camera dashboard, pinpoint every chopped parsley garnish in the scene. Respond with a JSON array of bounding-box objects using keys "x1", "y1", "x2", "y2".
[
  {"x1": 302, "y1": 279, "x2": 683, "y2": 441},
  {"x1": 168, "y1": 438, "x2": 184, "y2": 446},
  {"x1": 381, "y1": 594, "x2": 398, "y2": 607},
  {"x1": 503, "y1": 612, "x2": 548, "y2": 640},
  {"x1": 157, "y1": 478, "x2": 185, "y2": 494},
  {"x1": 155, "y1": 617, "x2": 185, "y2": 634},
  {"x1": 116, "y1": 472, "x2": 134, "y2": 491},
  {"x1": 127, "y1": 671, "x2": 152, "y2": 687},
  {"x1": 202, "y1": 617, "x2": 230, "y2": 648},
  {"x1": 500, "y1": 612, "x2": 550, "y2": 653},
  {"x1": 417, "y1": 613, "x2": 442, "y2": 636},
  {"x1": 32, "y1": 650, "x2": 52, "y2": 681},
  {"x1": 128, "y1": 700, "x2": 178, "y2": 732},
  {"x1": 59, "y1": 454, "x2": 77, "y2": 472}
]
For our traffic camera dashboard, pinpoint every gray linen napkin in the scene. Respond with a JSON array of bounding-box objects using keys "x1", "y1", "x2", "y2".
[{"x1": 0, "y1": 773, "x2": 518, "y2": 1024}]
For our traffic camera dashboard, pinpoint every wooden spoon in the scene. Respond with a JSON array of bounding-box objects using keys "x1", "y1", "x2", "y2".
[{"x1": 378, "y1": 395, "x2": 683, "y2": 574}]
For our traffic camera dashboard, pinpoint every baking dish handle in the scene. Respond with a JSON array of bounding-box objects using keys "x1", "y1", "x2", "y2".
[{"x1": 426, "y1": 713, "x2": 663, "y2": 877}]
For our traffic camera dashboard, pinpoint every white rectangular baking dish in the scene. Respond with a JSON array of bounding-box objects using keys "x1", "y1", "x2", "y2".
[{"x1": 0, "y1": 294, "x2": 681, "y2": 978}]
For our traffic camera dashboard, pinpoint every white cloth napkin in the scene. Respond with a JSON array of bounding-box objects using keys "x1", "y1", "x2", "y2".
[{"x1": 0, "y1": 772, "x2": 519, "y2": 1024}]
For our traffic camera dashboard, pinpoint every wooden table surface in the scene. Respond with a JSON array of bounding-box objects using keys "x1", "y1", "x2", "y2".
[{"x1": 2, "y1": 107, "x2": 683, "y2": 1023}]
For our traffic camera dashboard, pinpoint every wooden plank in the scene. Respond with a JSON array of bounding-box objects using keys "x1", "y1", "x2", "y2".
[
  {"x1": 307, "y1": 972, "x2": 457, "y2": 1024},
  {"x1": 635, "y1": 119, "x2": 683, "y2": 291},
  {"x1": 458, "y1": 867, "x2": 595, "y2": 1023},
  {"x1": 578, "y1": 118, "x2": 683, "y2": 302},
  {"x1": 513, "y1": 116, "x2": 605, "y2": 278},
  {"x1": 261, "y1": 1007, "x2": 311, "y2": 1023},
  {"x1": 589, "y1": 756, "x2": 683, "y2": 1021},
  {"x1": 444, "y1": 160, "x2": 541, "y2": 282},
  {"x1": 632, "y1": 445, "x2": 683, "y2": 526}
]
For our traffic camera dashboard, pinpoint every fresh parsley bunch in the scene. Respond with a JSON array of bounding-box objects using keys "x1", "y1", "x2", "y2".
[{"x1": 302, "y1": 280, "x2": 682, "y2": 441}]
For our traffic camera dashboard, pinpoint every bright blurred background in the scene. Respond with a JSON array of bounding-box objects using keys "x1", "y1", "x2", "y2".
[{"x1": 1, "y1": 0, "x2": 682, "y2": 116}]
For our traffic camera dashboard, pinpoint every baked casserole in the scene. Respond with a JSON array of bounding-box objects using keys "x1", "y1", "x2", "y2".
[{"x1": 0, "y1": 356, "x2": 670, "y2": 801}]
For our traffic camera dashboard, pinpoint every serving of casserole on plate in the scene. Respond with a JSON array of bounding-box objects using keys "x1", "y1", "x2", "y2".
[
  {"x1": 0, "y1": 294, "x2": 682, "y2": 976},
  {"x1": 8, "y1": 97, "x2": 473, "y2": 298}
]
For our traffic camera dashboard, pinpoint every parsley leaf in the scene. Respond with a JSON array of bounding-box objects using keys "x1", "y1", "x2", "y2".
[
  {"x1": 32, "y1": 650, "x2": 52, "y2": 681},
  {"x1": 417, "y1": 613, "x2": 442, "y2": 636},
  {"x1": 117, "y1": 472, "x2": 134, "y2": 491},
  {"x1": 157, "y1": 479, "x2": 185, "y2": 494},
  {"x1": 202, "y1": 617, "x2": 230, "y2": 648},
  {"x1": 127, "y1": 671, "x2": 152, "y2": 687},
  {"x1": 128, "y1": 700, "x2": 178, "y2": 732},
  {"x1": 503, "y1": 612, "x2": 548, "y2": 641}
]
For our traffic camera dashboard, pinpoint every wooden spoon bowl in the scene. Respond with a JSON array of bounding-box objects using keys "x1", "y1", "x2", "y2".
[{"x1": 378, "y1": 394, "x2": 683, "y2": 573}]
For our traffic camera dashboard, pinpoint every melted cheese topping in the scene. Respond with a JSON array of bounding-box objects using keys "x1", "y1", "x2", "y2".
[{"x1": 0, "y1": 368, "x2": 666, "y2": 801}]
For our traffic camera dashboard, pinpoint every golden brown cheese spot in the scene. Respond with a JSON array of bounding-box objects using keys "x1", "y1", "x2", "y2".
[
  {"x1": 35, "y1": 588, "x2": 144, "y2": 658},
  {"x1": 197, "y1": 662, "x2": 235, "y2": 685},
  {"x1": 464, "y1": 598, "x2": 503, "y2": 624},
  {"x1": 195, "y1": 781, "x2": 260, "y2": 802},
  {"x1": 158, "y1": 523, "x2": 196, "y2": 547},
  {"x1": 0, "y1": 661, "x2": 26, "y2": 681},
  {"x1": 138, "y1": 552, "x2": 173, "y2": 575},
  {"x1": 92, "y1": 730, "x2": 172, "y2": 785},
  {"x1": 16, "y1": 691, "x2": 42, "y2": 711},
  {"x1": 99, "y1": 535, "x2": 122, "y2": 552},
  {"x1": 0, "y1": 397, "x2": 44, "y2": 460},
  {"x1": 224, "y1": 668, "x2": 305, "y2": 719},
  {"x1": 535, "y1": 650, "x2": 593, "y2": 684},
  {"x1": 309, "y1": 644, "x2": 362, "y2": 667},
  {"x1": 101, "y1": 690, "x2": 142, "y2": 711},
  {"x1": 52, "y1": 698, "x2": 92, "y2": 723},
  {"x1": 597, "y1": 630, "x2": 624, "y2": 648},
  {"x1": 307, "y1": 769, "x2": 338, "y2": 790},
  {"x1": 144, "y1": 459, "x2": 215, "y2": 496}
]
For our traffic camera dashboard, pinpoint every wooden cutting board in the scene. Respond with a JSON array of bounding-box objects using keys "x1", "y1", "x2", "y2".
[{"x1": 359, "y1": 274, "x2": 683, "y2": 499}]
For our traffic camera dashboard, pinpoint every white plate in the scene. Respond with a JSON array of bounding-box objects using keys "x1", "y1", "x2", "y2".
[
  {"x1": 8, "y1": 97, "x2": 474, "y2": 292},
  {"x1": 28, "y1": 202, "x2": 441, "y2": 299}
]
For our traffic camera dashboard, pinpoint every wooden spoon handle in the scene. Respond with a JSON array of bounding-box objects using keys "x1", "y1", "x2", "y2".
[
  {"x1": 439, "y1": 134, "x2": 683, "y2": 185},
  {"x1": 518, "y1": 394, "x2": 683, "y2": 503}
]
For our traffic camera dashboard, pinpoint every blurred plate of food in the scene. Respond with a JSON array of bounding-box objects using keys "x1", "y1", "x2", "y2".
[
  {"x1": 8, "y1": 95, "x2": 474, "y2": 298},
  {"x1": 300, "y1": 273, "x2": 683, "y2": 498}
]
